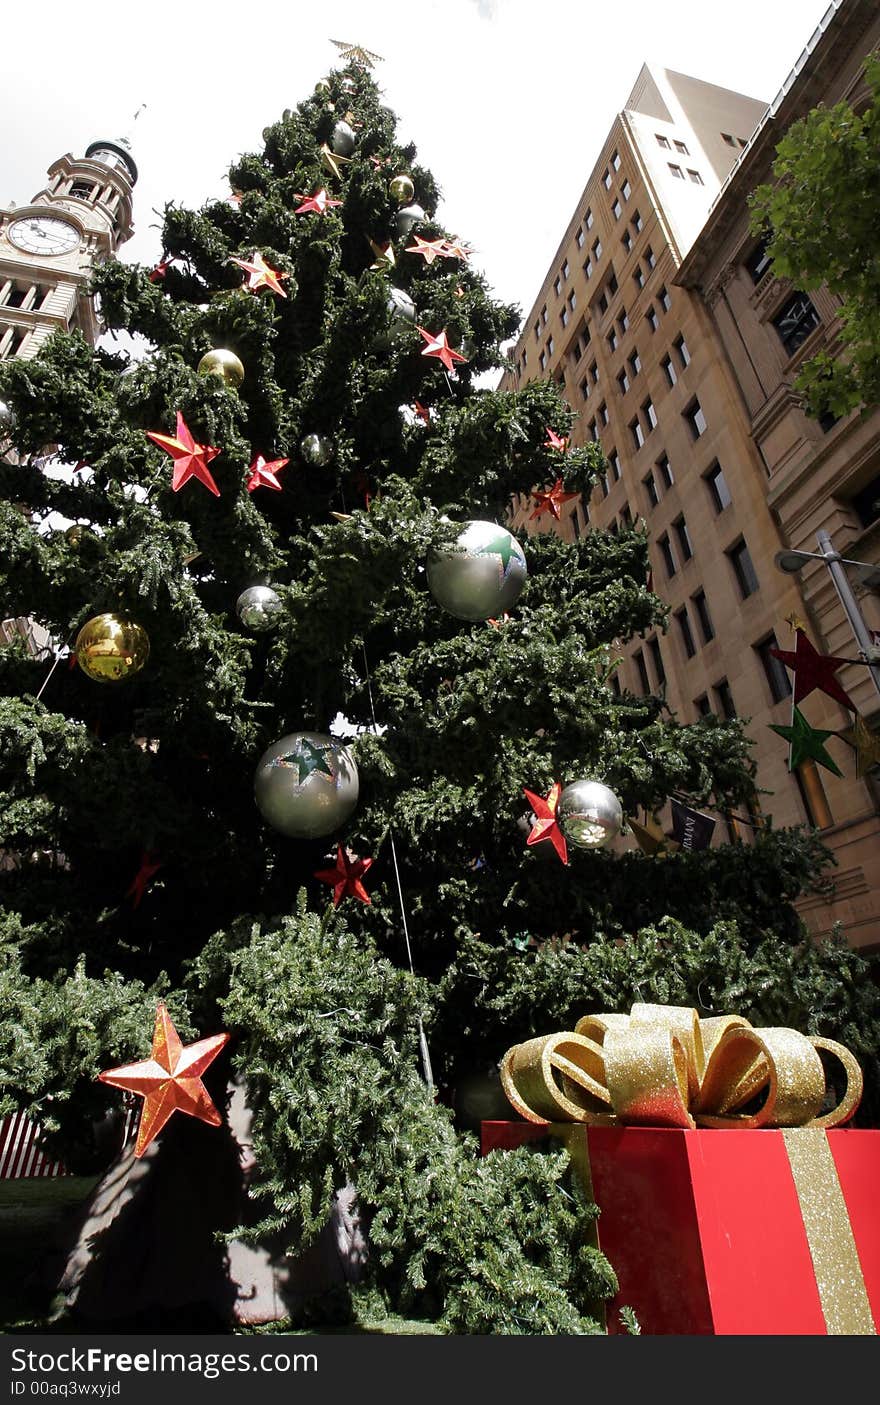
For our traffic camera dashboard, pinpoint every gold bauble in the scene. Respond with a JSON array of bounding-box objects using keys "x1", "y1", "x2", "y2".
[
  {"x1": 197, "y1": 348, "x2": 245, "y2": 389},
  {"x1": 65, "y1": 524, "x2": 90, "y2": 547},
  {"x1": 315, "y1": 78, "x2": 332, "y2": 96},
  {"x1": 75, "y1": 613, "x2": 150, "y2": 684},
  {"x1": 389, "y1": 173, "x2": 415, "y2": 205}
]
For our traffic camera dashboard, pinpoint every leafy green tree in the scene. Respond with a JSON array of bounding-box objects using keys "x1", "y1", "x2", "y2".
[
  {"x1": 750, "y1": 50, "x2": 880, "y2": 418},
  {"x1": 1, "y1": 59, "x2": 877, "y2": 1332}
]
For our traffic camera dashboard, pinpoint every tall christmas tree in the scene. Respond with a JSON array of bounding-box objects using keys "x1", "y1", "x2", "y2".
[{"x1": 1, "y1": 55, "x2": 878, "y2": 1334}]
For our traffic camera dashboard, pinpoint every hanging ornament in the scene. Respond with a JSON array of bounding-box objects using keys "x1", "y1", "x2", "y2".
[
  {"x1": 530, "y1": 479, "x2": 579, "y2": 521},
  {"x1": 228, "y1": 251, "x2": 288, "y2": 297},
  {"x1": 295, "y1": 188, "x2": 343, "y2": 216},
  {"x1": 406, "y1": 235, "x2": 450, "y2": 266},
  {"x1": 368, "y1": 238, "x2": 396, "y2": 272},
  {"x1": 146, "y1": 411, "x2": 222, "y2": 496},
  {"x1": 148, "y1": 258, "x2": 172, "y2": 283},
  {"x1": 330, "y1": 120, "x2": 356, "y2": 157},
  {"x1": 64, "y1": 524, "x2": 93, "y2": 547},
  {"x1": 320, "y1": 143, "x2": 352, "y2": 180},
  {"x1": 300, "y1": 433, "x2": 334, "y2": 467},
  {"x1": 840, "y1": 714, "x2": 880, "y2": 777},
  {"x1": 197, "y1": 348, "x2": 245, "y2": 388},
  {"x1": 522, "y1": 781, "x2": 568, "y2": 865},
  {"x1": 254, "y1": 731, "x2": 359, "y2": 838},
  {"x1": 417, "y1": 326, "x2": 468, "y2": 373},
  {"x1": 98, "y1": 1002, "x2": 230, "y2": 1158},
  {"x1": 75, "y1": 613, "x2": 150, "y2": 683},
  {"x1": 413, "y1": 400, "x2": 431, "y2": 424},
  {"x1": 314, "y1": 843, "x2": 373, "y2": 905},
  {"x1": 126, "y1": 851, "x2": 163, "y2": 908},
  {"x1": 389, "y1": 174, "x2": 415, "y2": 204},
  {"x1": 427, "y1": 521, "x2": 527, "y2": 621},
  {"x1": 246, "y1": 453, "x2": 289, "y2": 493},
  {"x1": 769, "y1": 629, "x2": 856, "y2": 711},
  {"x1": 236, "y1": 585, "x2": 282, "y2": 632},
  {"x1": 544, "y1": 427, "x2": 569, "y2": 452},
  {"x1": 769, "y1": 707, "x2": 844, "y2": 777},
  {"x1": 395, "y1": 203, "x2": 425, "y2": 238},
  {"x1": 558, "y1": 779, "x2": 622, "y2": 850},
  {"x1": 387, "y1": 287, "x2": 416, "y2": 327}
]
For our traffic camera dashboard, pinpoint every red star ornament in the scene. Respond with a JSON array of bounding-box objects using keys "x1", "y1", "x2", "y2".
[
  {"x1": 523, "y1": 781, "x2": 568, "y2": 865},
  {"x1": 544, "y1": 427, "x2": 569, "y2": 452},
  {"x1": 443, "y1": 238, "x2": 472, "y2": 261},
  {"x1": 405, "y1": 235, "x2": 450, "y2": 265},
  {"x1": 229, "y1": 250, "x2": 288, "y2": 297},
  {"x1": 246, "y1": 453, "x2": 289, "y2": 492},
  {"x1": 314, "y1": 844, "x2": 373, "y2": 906},
  {"x1": 417, "y1": 326, "x2": 468, "y2": 374},
  {"x1": 148, "y1": 259, "x2": 172, "y2": 283},
  {"x1": 98, "y1": 1003, "x2": 231, "y2": 1158},
  {"x1": 126, "y1": 851, "x2": 163, "y2": 908},
  {"x1": 413, "y1": 400, "x2": 431, "y2": 424},
  {"x1": 146, "y1": 412, "x2": 222, "y2": 496},
  {"x1": 530, "y1": 478, "x2": 579, "y2": 521},
  {"x1": 770, "y1": 628, "x2": 856, "y2": 710},
  {"x1": 295, "y1": 188, "x2": 343, "y2": 215}
]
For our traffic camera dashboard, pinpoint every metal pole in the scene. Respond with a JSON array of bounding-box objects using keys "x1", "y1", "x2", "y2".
[{"x1": 815, "y1": 530, "x2": 880, "y2": 700}]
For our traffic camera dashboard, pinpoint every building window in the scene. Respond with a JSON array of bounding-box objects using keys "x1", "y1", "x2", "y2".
[
  {"x1": 632, "y1": 210, "x2": 643, "y2": 233},
  {"x1": 674, "y1": 140, "x2": 689, "y2": 154},
  {"x1": 673, "y1": 515, "x2": 693, "y2": 561},
  {"x1": 687, "y1": 168, "x2": 704, "y2": 185},
  {"x1": 608, "y1": 271, "x2": 619, "y2": 296},
  {"x1": 713, "y1": 678, "x2": 737, "y2": 718},
  {"x1": 661, "y1": 354, "x2": 676, "y2": 387},
  {"x1": 704, "y1": 461, "x2": 731, "y2": 513},
  {"x1": 745, "y1": 238, "x2": 772, "y2": 284},
  {"x1": 692, "y1": 589, "x2": 715, "y2": 643},
  {"x1": 599, "y1": 401, "x2": 609, "y2": 427},
  {"x1": 580, "y1": 377, "x2": 590, "y2": 400},
  {"x1": 617, "y1": 368, "x2": 629, "y2": 395},
  {"x1": 755, "y1": 633, "x2": 793, "y2": 704},
  {"x1": 539, "y1": 351, "x2": 547, "y2": 370},
  {"x1": 659, "y1": 285, "x2": 671, "y2": 312},
  {"x1": 601, "y1": 473, "x2": 609, "y2": 498},
  {"x1": 622, "y1": 179, "x2": 631, "y2": 201},
  {"x1": 738, "y1": 137, "x2": 748, "y2": 148},
  {"x1": 69, "y1": 179, "x2": 95, "y2": 199},
  {"x1": 676, "y1": 608, "x2": 697, "y2": 658},
  {"x1": 554, "y1": 276, "x2": 562, "y2": 296},
  {"x1": 534, "y1": 321, "x2": 540, "y2": 340},
  {"x1": 628, "y1": 349, "x2": 641, "y2": 377},
  {"x1": 850, "y1": 471, "x2": 880, "y2": 528},
  {"x1": 4, "y1": 286, "x2": 29, "y2": 309},
  {"x1": 648, "y1": 636, "x2": 666, "y2": 687},
  {"x1": 608, "y1": 328, "x2": 619, "y2": 354},
  {"x1": 773, "y1": 293, "x2": 821, "y2": 357},
  {"x1": 562, "y1": 259, "x2": 570, "y2": 279},
  {"x1": 620, "y1": 503, "x2": 632, "y2": 528},
  {"x1": 643, "y1": 471, "x2": 659, "y2": 508},
  {"x1": 580, "y1": 494, "x2": 591, "y2": 524},
  {"x1": 622, "y1": 229, "x2": 633, "y2": 254},
  {"x1": 585, "y1": 208, "x2": 594, "y2": 229},
  {"x1": 634, "y1": 649, "x2": 650, "y2": 693},
  {"x1": 645, "y1": 245, "x2": 656, "y2": 269},
  {"x1": 589, "y1": 361, "x2": 599, "y2": 385},
  {"x1": 0, "y1": 328, "x2": 28, "y2": 359},
  {"x1": 568, "y1": 290, "x2": 577, "y2": 311},
  {"x1": 656, "y1": 453, "x2": 673, "y2": 490},
  {"x1": 576, "y1": 227, "x2": 586, "y2": 248},
  {"x1": 588, "y1": 418, "x2": 598, "y2": 442},
  {"x1": 547, "y1": 335, "x2": 554, "y2": 355},
  {"x1": 612, "y1": 197, "x2": 622, "y2": 220},
  {"x1": 656, "y1": 133, "x2": 671, "y2": 148},
  {"x1": 617, "y1": 308, "x2": 628, "y2": 334},
  {"x1": 659, "y1": 533, "x2": 677, "y2": 577},
  {"x1": 673, "y1": 333, "x2": 690, "y2": 367},
  {"x1": 646, "y1": 305, "x2": 659, "y2": 333},
  {"x1": 611, "y1": 149, "x2": 621, "y2": 171},
  {"x1": 597, "y1": 292, "x2": 608, "y2": 316},
  {"x1": 631, "y1": 418, "x2": 645, "y2": 450},
  {"x1": 603, "y1": 167, "x2": 612, "y2": 189},
  {"x1": 634, "y1": 265, "x2": 645, "y2": 289},
  {"x1": 684, "y1": 398, "x2": 707, "y2": 439},
  {"x1": 561, "y1": 307, "x2": 570, "y2": 328},
  {"x1": 728, "y1": 539, "x2": 759, "y2": 598},
  {"x1": 540, "y1": 306, "x2": 548, "y2": 325},
  {"x1": 592, "y1": 237, "x2": 603, "y2": 261},
  {"x1": 721, "y1": 132, "x2": 737, "y2": 146},
  {"x1": 609, "y1": 449, "x2": 621, "y2": 480},
  {"x1": 695, "y1": 693, "x2": 712, "y2": 716},
  {"x1": 668, "y1": 163, "x2": 684, "y2": 179},
  {"x1": 584, "y1": 256, "x2": 593, "y2": 279},
  {"x1": 643, "y1": 397, "x2": 657, "y2": 431}
]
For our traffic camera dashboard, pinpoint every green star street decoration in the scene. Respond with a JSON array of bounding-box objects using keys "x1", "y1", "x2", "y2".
[
  {"x1": 769, "y1": 707, "x2": 844, "y2": 778},
  {"x1": 272, "y1": 737, "x2": 336, "y2": 785},
  {"x1": 475, "y1": 531, "x2": 525, "y2": 579}
]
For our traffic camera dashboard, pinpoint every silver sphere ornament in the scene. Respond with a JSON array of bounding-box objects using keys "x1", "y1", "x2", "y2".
[
  {"x1": 389, "y1": 173, "x2": 415, "y2": 205},
  {"x1": 396, "y1": 203, "x2": 425, "y2": 238},
  {"x1": 254, "y1": 731, "x2": 359, "y2": 839},
  {"x1": 331, "y1": 121, "x2": 356, "y2": 157},
  {"x1": 300, "y1": 433, "x2": 334, "y2": 467},
  {"x1": 558, "y1": 779, "x2": 623, "y2": 851},
  {"x1": 427, "y1": 521, "x2": 527, "y2": 622},
  {"x1": 0, "y1": 400, "x2": 14, "y2": 437},
  {"x1": 387, "y1": 287, "x2": 416, "y2": 327},
  {"x1": 236, "y1": 585, "x2": 282, "y2": 632}
]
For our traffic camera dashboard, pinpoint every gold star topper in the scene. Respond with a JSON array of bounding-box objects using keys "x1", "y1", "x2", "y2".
[
  {"x1": 785, "y1": 611, "x2": 807, "y2": 633},
  {"x1": 331, "y1": 39, "x2": 384, "y2": 67},
  {"x1": 320, "y1": 143, "x2": 353, "y2": 180}
]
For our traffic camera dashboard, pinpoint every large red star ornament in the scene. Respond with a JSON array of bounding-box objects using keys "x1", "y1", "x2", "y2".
[
  {"x1": 314, "y1": 845, "x2": 373, "y2": 906},
  {"x1": 544, "y1": 427, "x2": 569, "y2": 452},
  {"x1": 443, "y1": 238, "x2": 473, "y2": 261},
  {"x1": 530, "y1": 478, "x2": 579, "y2": 521},
  {"x1": 523, "y1": 781, "x2": 569, "y2": 865},
  {"x1": 229, "y1": 251, "x2": 288, "y2": 297},
  {"x1": 126, "y1": 851, "x2": 163, "y2": 908},
  {"x1": 405, "y1": 235, "x2": 450, "y2": 265},
  {"x1": 146, "y1": 412, "x2": 222, "y2": 496},
  {"x1": 295, "y1": 188, "x2": 343, "y2": 215},
  {"x1": 148, "y1": 258, "x2": 173, "y2": 283},
  {"x1": 770, "y1": 628, "x2": 856, "y2": 710},
  {"x1": 246, "y1": 453, "x2": 289, "y2": 492},
  {"x1": 98, "y1": 1003, "x2": 231, "y2": 1158},
  {"x1": 417, "y1": 326, "x2": 468, "y2": 374}
]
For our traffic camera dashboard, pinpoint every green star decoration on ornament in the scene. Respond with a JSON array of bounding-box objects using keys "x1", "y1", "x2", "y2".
[
  {"x1": 769, "y1": 707, "x2": 843, "y2": 777},
  {"x1": 476, "y1": 531, "x2": 524, "y2": 578},
  {"x1": 272, "y1": 737, "x2": 335, "y2": 785}
]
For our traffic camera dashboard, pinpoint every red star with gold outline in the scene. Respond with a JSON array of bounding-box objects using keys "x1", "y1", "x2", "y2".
[
  {"x1": 405, "y1": 235, "x2": 450, "y2": 265},
  {"x1": 417, "y1": 326, "x2": 468, "y2": 374},
  {"x1": 295, "y1": 188, "x2": 343, "y2": 215},
  {"x1": 228, "y1": 250, "x2": 288, "y2": 297},
  {"x1": 246, "y1": 454, "x2": 289, "y2": 492},
  {"x1": 530, "y1": 478, "x2": 579, "y2": 521},
  {"x1": 770, "y1": 628, "x2": 856, "y2": 710},
  {"x1": 544, "y1": 427, "x2": 569, "y2": 452},
  {"x1": 523, "y1": 781, "x2": 568, "y2": 865},
  {"x1": 314, "y1": 844, "x2": 373, "y2": 906},
  {"x1": 146, "y1": 411, "x2": 222, "y2": 496}
]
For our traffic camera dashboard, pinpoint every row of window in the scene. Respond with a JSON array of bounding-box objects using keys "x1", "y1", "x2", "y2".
[
  {"x1": 0, "y1": 326, "x2": 30, "y2": 359},
  {"x1": 668, "y1": 164, "x2": 704, "y2": 185},
  {"x1": 633, "y1": 624, "x2": 790, "y2": 709},
  {"x1": 0, "y1": 282, "x2": 50, "y2": 312}
]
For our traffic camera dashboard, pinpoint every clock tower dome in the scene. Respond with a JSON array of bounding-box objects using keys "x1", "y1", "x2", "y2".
[{"x1": 0, "y1": 138, "x2": 137, "y2": 360}]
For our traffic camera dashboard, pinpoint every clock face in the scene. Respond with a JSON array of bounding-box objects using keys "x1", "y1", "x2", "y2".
[{"x1": 8, "y1": 215, "x2": 80, "y2": 256}]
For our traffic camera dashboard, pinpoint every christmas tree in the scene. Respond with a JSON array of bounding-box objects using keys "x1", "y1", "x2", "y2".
[{"x1": 1, "y1": 57, "x2": 878, "y2": 1334}]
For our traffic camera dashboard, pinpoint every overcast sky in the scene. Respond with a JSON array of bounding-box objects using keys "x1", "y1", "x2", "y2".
[{"x1": 3, "y1": 0, "x2": 832, "y2": 322}]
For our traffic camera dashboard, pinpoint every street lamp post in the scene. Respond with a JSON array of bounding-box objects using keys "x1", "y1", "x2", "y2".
[{"x1": 774, "y1": 530, "x2": 880, "y2": 701}]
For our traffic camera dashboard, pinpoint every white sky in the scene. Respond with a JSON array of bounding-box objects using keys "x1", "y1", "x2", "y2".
[{"x1": 3, "y1": 0, "x2": 832, "y2": 324}]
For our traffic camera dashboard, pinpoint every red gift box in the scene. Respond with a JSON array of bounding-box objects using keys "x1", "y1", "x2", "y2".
[{"x1": 481, "y1": 1121, "x2": 880, "y2": 1335}]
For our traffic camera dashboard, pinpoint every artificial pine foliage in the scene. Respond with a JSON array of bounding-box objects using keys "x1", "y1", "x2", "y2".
[{"x1": 1, "y1": 61, "x2": 878, "y2": 1331}]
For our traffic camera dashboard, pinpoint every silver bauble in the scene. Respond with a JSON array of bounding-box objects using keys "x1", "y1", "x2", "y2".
[
  {"x1": 558, "y1": 779, "x2": 622, "y2": 850},
  {"x1": 0, "y1": 400, "x2": 14, "y2": 436},
  {"x1": 427, "y1": 521, "x2": 527, "y2": 622},
  {"x1": 254, "y1": 731, "x2": 359, "y2": 839},
  {"x1": 300, "y1": 433, "x2": 334, "y2": 467},
  {"x1": 331, "y1": 120, "x2": 356, "y2": 157},
  {"x1": 396, "y1": 203, "x2": 425, "y2": 238},
  {"x1": 387, "y1": 287, "x2": 416, "y2": 327},
  {"x1": 236, "y1": 585, "x2": 282, "y2": 632}
]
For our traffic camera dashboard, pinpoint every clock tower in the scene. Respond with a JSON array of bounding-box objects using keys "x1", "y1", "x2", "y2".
[{"x1": 0, "y1": 139, "x2": 137, "y2": 360}]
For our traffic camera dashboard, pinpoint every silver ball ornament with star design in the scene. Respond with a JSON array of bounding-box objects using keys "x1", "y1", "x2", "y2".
[
  {"x1": 254, "y1": 731, "x2": 359, "y2": 838},
  {"x1": 427, "y1": 521, "x2": 527, "y2": 622}
]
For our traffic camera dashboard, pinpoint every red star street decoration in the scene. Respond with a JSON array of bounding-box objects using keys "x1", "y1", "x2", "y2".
[
  {"x1": 544, "y1": 427, "x2": 569, "y2": 452},
  {"x1": 295, "y1": 188, "x2": 343, "y2": 216},
  {"x1": 314, "y1": 844, "x2": 373, "y2": 906},
  {"x1": 246, "y1": 453, "x2": 289, "y2": 492},
  {"x1": 146, "y1": 411, "x2": 222, "y2": 496},
  {"x1": 405, "y1": 235, "x2": 450, "y2": 266},
  {"x1": 523, "y1": 781, "x2": 568, "y2": 865},
  {"x1": 770, "y1": 628, "x2": 856, "y2": 711},
  {"x1": 417, "y1": 326, "x2": 468, "y2": 374},
  {"x1": 126, "y1": 851, "x2": 163, "y2": 909},
  {"x1": 530, "y1": 478, "x2": 579, "y2": 521},
  {"x1": 229, "y1": 251, "x2": 288, "y2": 298},
  {"x1": 98, "y1": 1003, "x2": 231, "y2": 1158},
  {"x1": 413, "y1": 400, "x2": 431, "y2": 424}
]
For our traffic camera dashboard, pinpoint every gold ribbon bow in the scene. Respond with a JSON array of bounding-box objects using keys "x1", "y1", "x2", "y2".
[{"x1": 500, "y1": 1003, "x2": 863, "y2": 1130}]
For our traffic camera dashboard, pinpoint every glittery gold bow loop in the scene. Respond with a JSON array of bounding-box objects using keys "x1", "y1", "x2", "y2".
[{"x1": 500, "y1": 1004, "x2": 863, "y2": 1131}]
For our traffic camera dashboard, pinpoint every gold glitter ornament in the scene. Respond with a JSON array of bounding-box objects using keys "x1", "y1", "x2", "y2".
[
  {"x1": 389, "y1": 173, "x2": 415, "y2": 205},
  {"x1": 75, "y1": 613, "x2": 150, "y2": 683},
  {"x1": 197, "y1": 348, "x2": 245, "y2": 388}
]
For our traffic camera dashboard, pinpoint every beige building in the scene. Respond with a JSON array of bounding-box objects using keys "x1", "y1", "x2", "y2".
[{"x1": 500, "y1": 1, "x2": 880, "y2": 949}]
